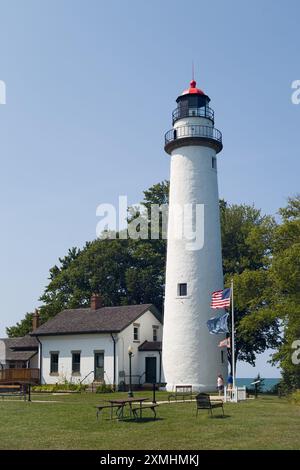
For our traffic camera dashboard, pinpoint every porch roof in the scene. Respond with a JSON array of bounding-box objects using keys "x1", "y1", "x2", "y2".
[
  {"x1": 138, "y1": 341, "x2": 162, "y2": 352},
  {"x1": 0, "y1": 337, "x2": 38, "y2": 363},
  {"x1": 5, "y1": 350, "x2": 37, "y2": 362}
]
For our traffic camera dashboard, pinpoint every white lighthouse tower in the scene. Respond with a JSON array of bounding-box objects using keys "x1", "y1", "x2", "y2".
[{"x1": 162, "y1": 79, "x2": 227, "y2": 392}]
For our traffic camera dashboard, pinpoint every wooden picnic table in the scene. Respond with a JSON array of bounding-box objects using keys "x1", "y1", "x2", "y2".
[
  {"x1": 108, "y1": 397, "x2": 149, "y2": 419},
  {"x1": 96, "y1": 397, "x2": 159, "y2": 421}
]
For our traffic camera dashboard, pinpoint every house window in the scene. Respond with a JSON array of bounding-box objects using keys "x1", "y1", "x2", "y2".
[
  {"x1": 50, "y1": 352, "x2": 59, "y2": 374},
  {"x1": 178, "y1": 283, "x2": 187, "y2": 297},
  {"x1": 212, "y1": 156, "x2": 217, "y2": 169},
  {"x1": 72, "y1": 352, "x2": 81, "y2": 374},
  {"x1": 153, "y1": 326, "x2": 158, "y2": 342},
  {"x1": 133, "y1": 325, "x2": 140, "y2": 341}
]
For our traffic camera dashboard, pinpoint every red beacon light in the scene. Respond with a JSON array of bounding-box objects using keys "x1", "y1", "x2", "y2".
[{"x1": 181, "y1": 79, "x2": 205, "y2": 96}]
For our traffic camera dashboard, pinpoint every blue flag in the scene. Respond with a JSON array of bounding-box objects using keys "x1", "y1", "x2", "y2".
[{"x1": 207, "y1": 312, "x2": 229, "y2": 335}]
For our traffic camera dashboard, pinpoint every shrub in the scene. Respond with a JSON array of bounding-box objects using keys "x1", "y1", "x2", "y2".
[
  {"x1": 32, "y1": 382, "x2": 87, "y2": 393},
  {"x1": 289, "y1": 390, "x2": 300, "y2": 404},
  {"x1": 96, "y1": 381, "x2": 113, "y2": 393},
  {"x1": 32, "y1": 385, "x2": 55, "y2": 392},
  {"x1": 271, "y1": 381, "x2": 291, "y2": 397}
]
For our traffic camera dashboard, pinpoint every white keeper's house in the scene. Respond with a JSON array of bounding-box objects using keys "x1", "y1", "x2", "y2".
[{"x1": 29, "y1": 294, "x2": 163, "y2": 389}]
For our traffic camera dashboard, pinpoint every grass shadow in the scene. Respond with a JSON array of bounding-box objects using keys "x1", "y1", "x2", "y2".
[
  {"x1": 211, "y1": 414, "x2": 231, "y2": 419},
  {"x1": 120, "y1": 417, "x2": 164, "y2": 424},
  {"x1": 195, "y1": 413, "x2": 231, "y2": 419}
]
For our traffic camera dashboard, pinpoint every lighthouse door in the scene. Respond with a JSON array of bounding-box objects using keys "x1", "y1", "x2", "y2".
[{"x1": 145, "y1": 357, "x2": 157, "y2": 383}]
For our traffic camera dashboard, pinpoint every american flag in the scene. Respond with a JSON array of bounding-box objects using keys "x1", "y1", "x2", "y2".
[{"x1": 211, "y1": 288, "x2": 231, "y2": 309}]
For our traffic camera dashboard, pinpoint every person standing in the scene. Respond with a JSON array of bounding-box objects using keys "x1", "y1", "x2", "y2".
[
  {"x1": 227, "y1": 373, "x2": 233, "y2": 390},
  {"x1": 217, "y1": 374, "x2": 224, "y2": 396}
]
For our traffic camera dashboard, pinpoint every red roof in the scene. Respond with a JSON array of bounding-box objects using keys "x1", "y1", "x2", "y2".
[{"x1": 181, "y1": 79, "x2": 205, "y2": 96}]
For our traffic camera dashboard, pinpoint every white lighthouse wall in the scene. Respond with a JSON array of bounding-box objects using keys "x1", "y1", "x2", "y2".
[
  {"x1": 163, "y1": 137, "x2": 227, "y2": 392},
  {"x1": 174, "y1": 116, "x2": 213, "y2": 129}
]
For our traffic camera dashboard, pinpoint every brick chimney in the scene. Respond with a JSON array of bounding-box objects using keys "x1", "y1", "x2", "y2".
[
  {"x1": 90, "y1": 293, "x2": 103, "y2": 310},
  {"x1": 32, "y1": 309, "x2": 40, "y2": 330}
]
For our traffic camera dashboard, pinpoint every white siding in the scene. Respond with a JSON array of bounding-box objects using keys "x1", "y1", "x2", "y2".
[
  {"x1": 117, "y1": 309, "x2": 163, "y2": 385},
  {"x1": 40, "y1": 333, "x2": 114, "y2": 385},
  {"x1": 0, "y1": 339, "x2": 5, "y2": 366},
  {"x1": 138, "y1": 351, "x2": 163, "y2": 383}
]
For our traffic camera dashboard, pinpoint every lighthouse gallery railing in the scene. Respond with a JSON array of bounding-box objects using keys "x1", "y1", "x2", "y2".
[{"x1": 165, "y1": 125, "x2": 222, "y2": 146}]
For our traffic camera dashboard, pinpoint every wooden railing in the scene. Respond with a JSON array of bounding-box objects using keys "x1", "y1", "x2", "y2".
[{"x1": 0, "y1": 368, "x2": 40, "y2": 384}]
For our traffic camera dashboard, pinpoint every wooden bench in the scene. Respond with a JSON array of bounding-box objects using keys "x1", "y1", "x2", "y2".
[
  {"x1": 96, "y1": 403, "x2": 125, "y2": 420},
  {"x1": 168, "y1": 385, "x2": 194, "y2": 403},
  {"x1": 0, "y1": 384, "x2": 27, "y2": 401},
  {"x1": 195, "y1": 393, "x2": 224, "y2": 417},
  {"x1": 132, "y1": 404, "x2": 158, "y2": 420}
]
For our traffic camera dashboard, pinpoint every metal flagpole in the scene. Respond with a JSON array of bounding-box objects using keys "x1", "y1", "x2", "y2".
[{"x1": 231, "y1": 278, "x2": 236, "y2": 390}]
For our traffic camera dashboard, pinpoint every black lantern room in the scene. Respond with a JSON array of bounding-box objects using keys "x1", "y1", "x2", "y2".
[{"x1": 172, "y1": 80, "x2": 214, "y2": 124}]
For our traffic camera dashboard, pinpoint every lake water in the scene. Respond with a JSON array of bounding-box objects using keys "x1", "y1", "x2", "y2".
[{"x1": 236, "y1": 378, "x2": 280, "y2": 392}]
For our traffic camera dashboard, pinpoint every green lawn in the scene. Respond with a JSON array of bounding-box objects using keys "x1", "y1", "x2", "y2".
[{"x1": 0, "y1": 392, "x2": 299, "y2": 450}]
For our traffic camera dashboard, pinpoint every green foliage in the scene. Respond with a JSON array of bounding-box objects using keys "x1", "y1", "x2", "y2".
[
  {"x1": 230, "y1": 269, "x2": 280, "y2": 367},
  {"x1": 220, "y1": 200, "x2": 275, "y2": 276},
  {"x1": 96, "y1": 381, "x2": 114, "y2": 393},
  {"x1": 7, "y1": 312, "x2": 35, "y2": 338},
  {"x1": 289, "y1": 390, "x2": 300, "y2": 405},
  {"x1": 32, "y1": 383, "x2": 87, "y2": 393},
  {"x1": 220, "y1": 202, "x2": 279, "y2": 370},
  {"x1": 268, "y1": 195, "x2": 300, "y2": 392}
]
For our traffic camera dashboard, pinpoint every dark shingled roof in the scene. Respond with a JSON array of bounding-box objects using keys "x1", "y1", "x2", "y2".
[
  {"x1": 138, "y1": 341, "x2": 162, "y2": 351},
  {"x1": 31, "y1": 304, "x2": 161, "y2": 336},
  {"x1": 0, "y1": 338, "x2": 38, "y2": 362},
  {"x1": 7, "y1": 335, "x2": 38, "y2": 351},
  {"x1": 5, "y1": 349, "x2": 37, "y2": 361}
]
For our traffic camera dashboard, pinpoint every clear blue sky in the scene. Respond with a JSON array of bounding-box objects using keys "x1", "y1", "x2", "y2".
[{"x1": 1, "y1": 0, "x2": 299, "y2": 377}]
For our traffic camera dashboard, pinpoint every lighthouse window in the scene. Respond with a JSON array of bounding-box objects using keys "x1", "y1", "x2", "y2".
[
  {"x1": 178, "y1": 283, "x2": 187, "y2": 297},
  {"x1": 212, "y1": 157, "x2": 217, "y2": 169},
  {"x1": 189, "y1": 96, "x2": 198, "y2": 108}
]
